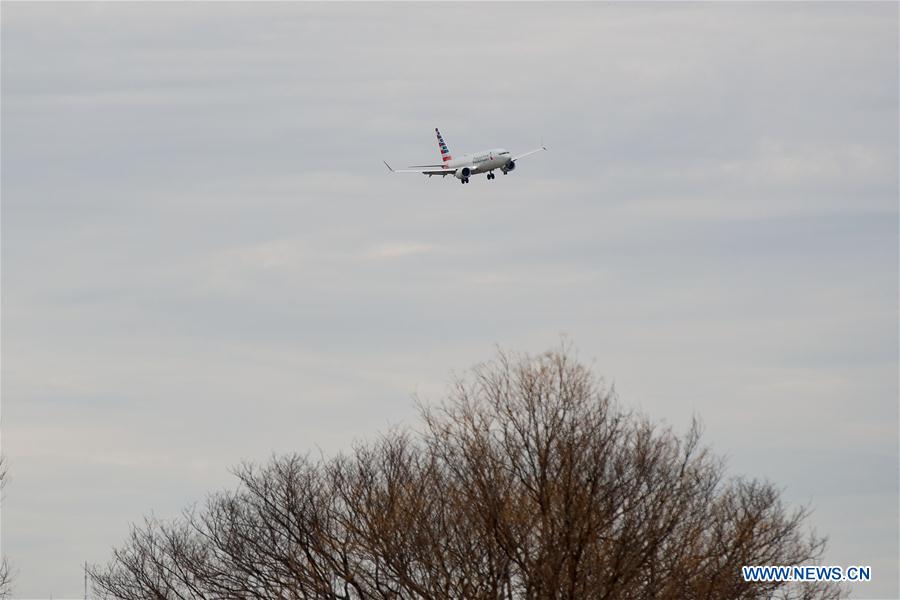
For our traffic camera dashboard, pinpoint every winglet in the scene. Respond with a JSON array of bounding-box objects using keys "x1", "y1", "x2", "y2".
[{"x1": 383, "y1": 160, "x2": 395, "y2": 173}]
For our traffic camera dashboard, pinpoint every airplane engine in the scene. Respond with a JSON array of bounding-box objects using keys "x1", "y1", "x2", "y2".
[
  {"x1": 501, "y1": 160, "x2": 516, "y2": 173},
  {"x1": 455, "y1": 167, "x2": 471, "y2": 180}
]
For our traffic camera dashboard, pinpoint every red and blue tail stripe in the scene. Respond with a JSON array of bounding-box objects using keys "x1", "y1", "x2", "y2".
[{"x1": 436, "y1": 128, "x2": 452, "y2": 162}]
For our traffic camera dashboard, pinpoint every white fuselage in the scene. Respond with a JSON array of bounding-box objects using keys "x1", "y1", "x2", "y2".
[{"x1": 446, "y1": 148, "x2": 512, "y2": 173}]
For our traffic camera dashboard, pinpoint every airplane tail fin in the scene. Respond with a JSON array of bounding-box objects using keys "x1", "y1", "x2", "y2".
[{"x1": 435, "y1": 128, "x2": 453, "y2": 163}]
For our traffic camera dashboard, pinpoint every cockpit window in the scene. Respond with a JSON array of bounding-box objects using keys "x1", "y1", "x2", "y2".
[{"x1": 499, "y1": 151, "x2": 510, "y2": 155}]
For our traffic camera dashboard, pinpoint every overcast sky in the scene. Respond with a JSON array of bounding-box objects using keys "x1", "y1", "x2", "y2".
[{"x1": 2, "y1": 2, "x2": 897, "y2": 597}]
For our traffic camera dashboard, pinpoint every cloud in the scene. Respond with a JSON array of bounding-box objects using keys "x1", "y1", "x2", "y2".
[
  {"x1": 2, "y1": 2, "x2": 897, "y2": 597},
  {"x1": 362, "y1": 242, "x2": 436, "y2": 260}
]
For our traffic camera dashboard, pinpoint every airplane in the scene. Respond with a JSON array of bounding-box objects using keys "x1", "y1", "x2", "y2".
[{"x1": 383, "y1": 128, "x2": 546, "y2": 184}]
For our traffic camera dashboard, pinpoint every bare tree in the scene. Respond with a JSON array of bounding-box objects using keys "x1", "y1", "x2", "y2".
[
  {"x1": 0, "y1": 455, "x2": 12, "y2": 599},
  {"x1": 91, "y1": 347, "x2": 842, "y2": 599}
]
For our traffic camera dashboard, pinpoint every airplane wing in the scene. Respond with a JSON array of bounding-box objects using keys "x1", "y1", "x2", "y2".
[
  {"x1": 383, "y1": 161, "x2": 457, "y2": 176},
  {"x1": 512, "y1": 145, "x2": 547, "y2": 161}
]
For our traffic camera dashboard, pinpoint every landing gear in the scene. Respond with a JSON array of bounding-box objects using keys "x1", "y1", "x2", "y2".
[
  {"x1": 487, "y1": 172, "x2": 495, "y2": 180},
  {"x1": 460, "y1": 177, "x2": 469, "y2": 184}
]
